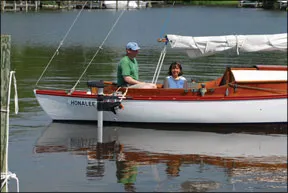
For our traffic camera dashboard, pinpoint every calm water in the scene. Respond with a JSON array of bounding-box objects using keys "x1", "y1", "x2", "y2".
[{"x1": 1, "y1": 6, "x2": 287, "y2": 192}]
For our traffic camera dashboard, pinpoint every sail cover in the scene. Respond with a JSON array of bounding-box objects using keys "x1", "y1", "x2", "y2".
[{"x1": 166, "y1": 33, "x2": 287, "y2": 58}]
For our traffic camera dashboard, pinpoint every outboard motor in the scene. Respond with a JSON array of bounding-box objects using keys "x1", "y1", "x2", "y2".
[
  {"x1": 87, "y1": 80, "x2": 123, "y2": 114},
  {"x1": 87, "y1": 80, "x2": 124, "y2": 144}
]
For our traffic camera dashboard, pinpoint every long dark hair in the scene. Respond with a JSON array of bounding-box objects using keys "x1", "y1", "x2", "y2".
[{"x1": 168, "y1": 62, "x2": 183, "y2": 76}]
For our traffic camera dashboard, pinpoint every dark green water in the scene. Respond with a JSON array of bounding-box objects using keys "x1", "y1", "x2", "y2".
[{"x1": 1, "y1": 6, "x2": 287, "y2": 192}]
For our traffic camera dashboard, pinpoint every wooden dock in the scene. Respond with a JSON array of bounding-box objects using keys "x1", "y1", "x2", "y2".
[
  {"x1": 1, "y1": 0, "x2": 40, "y2": 12},
  {"x1": 238, "y1": 0, "x2": 263, "y2": 8},
  {"x1": 1, "y1": 1, "x2": 165, "y2": 12},
  {"x1": 277, "y1": 0, "x2": 287, "y2": 10}
]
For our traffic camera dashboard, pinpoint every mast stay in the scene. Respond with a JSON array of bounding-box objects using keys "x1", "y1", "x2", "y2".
[{"x1": 35, "y1": 1, "x2": 89, "y2": 88}]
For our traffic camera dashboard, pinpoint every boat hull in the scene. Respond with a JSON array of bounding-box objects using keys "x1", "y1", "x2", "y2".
[
  {"x1": 103, "y1": 1, "x2": 147, "y2": 9},
  {"x1": 34, "y1": 90, "x2": 287, "y2": 123}
]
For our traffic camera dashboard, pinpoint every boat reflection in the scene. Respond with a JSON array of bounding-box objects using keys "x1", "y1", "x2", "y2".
[{"x1": 34, "y1": 122, "x2": 287, "y2": 191}]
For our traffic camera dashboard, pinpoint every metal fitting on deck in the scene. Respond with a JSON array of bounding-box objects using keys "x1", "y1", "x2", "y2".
[{"x1": 199, "y1": 83, "x2": 207, "y2": 96}]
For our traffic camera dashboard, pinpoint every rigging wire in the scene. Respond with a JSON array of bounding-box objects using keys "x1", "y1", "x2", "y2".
[
  {"x1": 152, "y1": 1, "x2": 176, "y2": 84},
  {"x1": 158, "y1": 1, "x2": 176, "y2": 39},
  {"x1": 34, "y1": 1, "x2": 88, "y2": 87},
  {"x1": 69, "y1": 9, "x2": 126, "y2": 95}
]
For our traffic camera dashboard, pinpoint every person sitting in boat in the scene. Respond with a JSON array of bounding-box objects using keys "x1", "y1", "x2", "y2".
[
  {"x1": 163, "y1": 62, "x2": 188, "y2": 89},
  {"x1": 117, "y1": 42, "x2": 157, "y2": 88}
]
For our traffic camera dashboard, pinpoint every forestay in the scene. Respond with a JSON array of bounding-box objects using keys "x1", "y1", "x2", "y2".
[{"x1": 166, "y1": 33, "x2": 287, "y2": 58}]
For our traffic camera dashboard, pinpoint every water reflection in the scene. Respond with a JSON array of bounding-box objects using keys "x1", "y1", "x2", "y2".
[
  {"x1": 116, "y1": 161, "x2": 137, "y2": 192},
  {"x1": 34, "y1": 122, "x2": 287, "y2": 192},
  {"x1": 181, "y1": 180, "x2": 220, "y2": 192}
]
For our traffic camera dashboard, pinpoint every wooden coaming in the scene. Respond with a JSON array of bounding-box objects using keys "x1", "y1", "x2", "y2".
[{"x1": 35, "y1": 65, "x2": 287, "y2": 100}]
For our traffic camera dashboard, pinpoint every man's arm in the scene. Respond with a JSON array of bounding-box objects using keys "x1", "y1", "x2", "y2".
[{"x1": 123, "y1": 76, "x2": 144, "y2": 85}]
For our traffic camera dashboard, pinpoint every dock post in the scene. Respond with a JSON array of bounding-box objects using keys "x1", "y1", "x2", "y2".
[
  {"x1": 1, "y1": 35, "x2": 11, "y2": 193},
  {"x1": 19, "y1": 0, "x2": 22, "y2": 11},
  {"x1": 97, "y1": 86, "x2": 104, "y2": 143},
  {"x1": 25, "y1": 0, "x2": 28, "y2": 12},
  {"x1": 35, "y1": 0, "x2": 38, "y2": 11},
  {"x1": 13, "y1": 0, "x2": 16, "y2": 11},
  {"x1": 116, "y1": 0, "x2": 118, "y2": 10},
  {"x1": 148, "y1": 1, "x2": 152, "y2": 8},
  {"x1": 1, "y1": 1, "x2": 5, "y2": 12},
  {"x1": 99, "y1": 0, "x2": 103, "y2": 9}
]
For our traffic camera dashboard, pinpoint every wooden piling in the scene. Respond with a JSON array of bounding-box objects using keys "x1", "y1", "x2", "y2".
[
  {"x1": 1, "y1": 0, "x2": 6, "y2": 12},
  {"x1": 147, "y1": 1, "x2": 152, "y2": 8},
  {"x1": 1, "y1": 35, "x2": 11, "y2": 193},
  {"x1": 13, "y1": 0, "x2": 16, "y2": 11},
  {"x1": 99, "y1": 0, "x2": 103, "y2": 9},
  {"x1": 25, "y1": 0, "x2": 28, "y2": 12}
]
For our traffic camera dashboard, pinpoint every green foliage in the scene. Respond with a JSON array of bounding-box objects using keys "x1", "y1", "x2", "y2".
[
  {"x1": 167, "y1": 0, "x2": 238, "y2": 6},
  {"x1": 262, "y1": 0, "x2": 278, "y2": 9},
  {"x1": 40, "y1": 1, "x2": 57, "y2": 5}
]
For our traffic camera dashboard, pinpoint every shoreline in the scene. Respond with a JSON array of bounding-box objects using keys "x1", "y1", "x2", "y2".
[{"x1": 1, "y1": 1, "x2": 286, "y2": 12}]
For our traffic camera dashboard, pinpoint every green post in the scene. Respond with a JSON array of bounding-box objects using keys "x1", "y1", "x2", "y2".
[{"x1": 1, "y1": 35, "x2": 11, "y2": 193}]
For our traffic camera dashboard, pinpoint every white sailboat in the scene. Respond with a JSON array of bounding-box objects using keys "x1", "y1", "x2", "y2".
[
  {"x1": 102, "y1": 0, "x2": 148, "y2": 9},
  {"x1": 34, "y1": 33, "x2": 288, "y2": 125}
]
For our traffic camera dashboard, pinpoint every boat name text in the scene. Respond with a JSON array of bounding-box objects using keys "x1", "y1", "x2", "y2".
[{"x1": 68, "y1": 99, "x2": 96, "y2": 107}]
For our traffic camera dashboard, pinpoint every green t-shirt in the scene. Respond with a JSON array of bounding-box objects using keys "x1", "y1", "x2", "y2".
[{"x1": 117, "y1": 56, "x2": 139, "y2": 86}]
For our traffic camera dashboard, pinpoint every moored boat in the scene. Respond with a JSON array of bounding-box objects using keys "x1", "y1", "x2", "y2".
[
  {"x1": 34, "y1": 33, "x2": 287, "y2": 125},
  {"x1": 101, "y1": 0, "x2": 148, "y2": 9},
  {"x1": 34, "y1": 64, "x2": 287, "y2": 123}
]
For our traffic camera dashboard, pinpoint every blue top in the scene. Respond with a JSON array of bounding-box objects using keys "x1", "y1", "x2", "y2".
[{"x1": 165, "y1": 76, "x2": 187, "y2": 88}]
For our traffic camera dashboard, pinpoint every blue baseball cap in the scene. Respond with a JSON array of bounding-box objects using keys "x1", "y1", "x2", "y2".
[{"x1": 126, "y1": 42, "x2": 140, "y2": 51}]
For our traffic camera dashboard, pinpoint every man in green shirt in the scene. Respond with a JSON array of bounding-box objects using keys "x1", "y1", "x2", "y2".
[{"x1": 117, "y1": 42, "x2": 157, "y2": 88}]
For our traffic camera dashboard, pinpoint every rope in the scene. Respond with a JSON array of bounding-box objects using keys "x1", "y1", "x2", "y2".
[
  {"x1": 12, "y1": 71, "x2": 19, "y2": 114},
  {"x1": 1, "y1": 71, "x2": 19, "y2": 192},
  {"x1": 69, "y1": 9, "x2": 126, "y2": 95},
  {"x1": 228, "y1": 83, "x2": 287, "y2": 93},
  {"x1": 105, "y1": 87, "x2": 128, "y2": 101},
  {"x1": 119, "y1": 87, "x2": 129, "y2": 101},
  {"x1": 1, "y1": 172, "x2": 19, "y2": 192},
  {"x1": 34, "y1": 1, "x2": 88, "y2": 87},
  {"x1": 1, "y1": 109, "x2": 8, "y2": 113}
]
